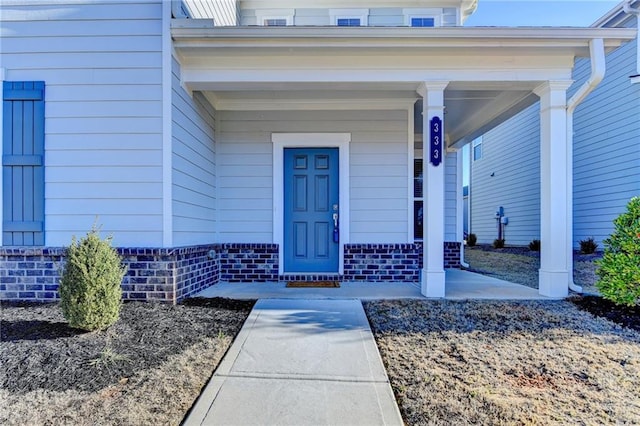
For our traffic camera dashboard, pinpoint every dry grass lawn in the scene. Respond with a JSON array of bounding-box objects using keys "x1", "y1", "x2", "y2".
[
  {"x1": 463, "y1": 246, "x2": 600, "y2": 293},
  {"x1": 365, "y1": 299, "x2": 640, "y2": 425}
]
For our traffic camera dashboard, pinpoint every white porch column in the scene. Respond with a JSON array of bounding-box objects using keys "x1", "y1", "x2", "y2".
[
  {"x1": 534, "y1": 81, "x2": 573, "y2": 298},
  {"x1": 417, "y1": 82, "x2": 449, "y2": 297}
]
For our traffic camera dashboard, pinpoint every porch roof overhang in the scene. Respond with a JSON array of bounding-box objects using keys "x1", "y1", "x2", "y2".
[{"x1": 172, "y1": 23, "x2": 636, "y2": 147}]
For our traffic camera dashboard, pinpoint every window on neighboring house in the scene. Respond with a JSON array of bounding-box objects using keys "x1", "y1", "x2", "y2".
[
  {"x1": 472, "y1": 137, "x2": 483, "y2": 161},
  {"x1": 336, "y1": 18, "x2": 361, "y2": 26},
  {"x1": 411, "y1": 17, "x2": 435, "y2": 27},
  {"x1": 264, "y1": 18, "x2": 288, "y2": 26},
  {"x1": 2, "y1": 81, "x2": 45, "y2": 246}
]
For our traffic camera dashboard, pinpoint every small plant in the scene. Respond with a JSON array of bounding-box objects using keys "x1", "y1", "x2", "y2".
[
  {"x1": 493, "y1": 239, "x2": 505, "y2": 249},
  {"x1": 579, "y1": 237, "x2": 598, "y2": 254},
  {"x1": 595, "y1": 197, "x2": 640, "y2": 307},
  {"x1": 89, "y1": 346, "x2": 130, "y2": 368},
  {"x1": 467, "y1": 233, "x2": 477, "y2": 247},
  {"x1": 528, "y1": 239, "x2": 541, "y2": 251},
  {"x1": 59, "y1": 225, "x2": 127, "y2": 331}
]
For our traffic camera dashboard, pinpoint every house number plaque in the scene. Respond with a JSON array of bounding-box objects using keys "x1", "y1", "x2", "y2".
[{"x1": 430, "y1": 116, "x2": 442, "y2": 167}]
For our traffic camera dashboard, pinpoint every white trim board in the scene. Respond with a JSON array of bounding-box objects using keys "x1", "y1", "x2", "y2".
[{"x1": 272, "y1": 133, "x2": 351, "y2": 275}]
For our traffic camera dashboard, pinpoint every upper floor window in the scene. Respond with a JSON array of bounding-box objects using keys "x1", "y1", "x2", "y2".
[
  {"x1": 256, "y1": 9, "x2": 293, "y2": 26},
  {"x1": 330, "y1": 9, "x2": 368, "y2": 26},
  {"x1": 264, "y1": 18, "x2": 288, "y2": 26},
  {"x1": 410, "y1": 17, "x2": 435, "y2": 27},
  {"x1": 403, "y1": 8, "x2": 442, "y2": 27},
  {"x1": 472, "y1": 137, "x2": 483, "y2": 161},
  {"x1": 337, "y1": 18, "x2": 361, "y2": 27}
]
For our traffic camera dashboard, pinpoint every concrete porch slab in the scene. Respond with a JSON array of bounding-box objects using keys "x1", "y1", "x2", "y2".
[{"x1": 193, "y1": 270, "x2": 551, "y2": 300}]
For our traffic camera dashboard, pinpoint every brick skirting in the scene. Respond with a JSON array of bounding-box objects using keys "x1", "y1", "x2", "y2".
[{"x1": 1, "y1": 241, "x2": 461, "y2": 302}]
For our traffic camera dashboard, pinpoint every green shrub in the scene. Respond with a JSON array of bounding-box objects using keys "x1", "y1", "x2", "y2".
[
  {"x1": 595, "y1": 197, "x2": 640, "y2": 307},
  {"x1": 579, "y1": 237, "x2": 598, "y2": 254},
  {"x1": 467, "y1": 233, "x2": 477, "y2": 247},
  {"x1": 493, "y1": 239, "x2": 505, "y2": 249},
  {"x1": 528, "y1": 239, "x2": 541, "y2": 251},
  {"x1": 59, "y1": 226, "x2": 127, "y2": 331}
]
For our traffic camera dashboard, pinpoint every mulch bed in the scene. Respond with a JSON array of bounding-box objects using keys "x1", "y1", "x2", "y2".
[
  {"x1": 0, "y1": 298, "x2": 254, "y2": 394},
  {"x1": 571, "y1": 295, "x2": 640, "y2": 332}
]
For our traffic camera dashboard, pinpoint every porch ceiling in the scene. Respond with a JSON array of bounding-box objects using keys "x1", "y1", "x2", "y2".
[{"x1": 172, "y1": 23, "x2": 636, "y2": 146}]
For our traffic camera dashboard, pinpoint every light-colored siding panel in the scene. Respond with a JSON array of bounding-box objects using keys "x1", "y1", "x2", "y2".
[
  {"x1": 471, "y1": 16, "x2": 639, "y2": 248},
  {"x1": 444, "y1": 151, "x2": 457, "y2": 241},
  {"x1": 471, "y1": 103, "x2": 540, "y2": 246},
  {"x1": 171, "y1": 57, "x2": 217, "y2": 246},
  {"x1": 218, "y1": 109, "x2": 409, "y2": 244},
  {"x1": 0, "y1": 1, "x2": 165, "y2": 247}
]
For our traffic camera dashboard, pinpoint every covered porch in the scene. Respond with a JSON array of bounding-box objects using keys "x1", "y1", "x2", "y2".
[
  {"x1": 194, "y1": 269, "x2": 547, "y2": 300},
  {"x1": 171, "y1": 23, "x2": 634, "y2": 298}
]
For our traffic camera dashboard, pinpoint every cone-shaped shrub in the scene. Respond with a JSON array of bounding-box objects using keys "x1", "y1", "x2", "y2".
[
  {"x1": 59, "y1": 227, "x2": 127, "y2": 331},
  {"x1": 595, "y1": 197, "x2": 640, "y2": 307}
]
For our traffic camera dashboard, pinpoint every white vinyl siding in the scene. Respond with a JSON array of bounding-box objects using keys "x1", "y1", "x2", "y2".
[
  {"x1": 570, "y1": 15, "x2": 640, "y2": 246},
  {"x1": 1, "y1": 0, "x2": 164, "y2": 247},
  {"x1": 470, "y1": 103, "x2": 540, "y2": 246},
  {"x1": 470, "y1": 16, "x2": 639, "y2": 248},
  {"x1": 171, "y1": 57, "x2": 217, "y2": 246},
  {"x1": 444, "y1": 151, "x2": 458, "y2": 241},
  {"x1": 183, "y1": 0, "x2": 237, "y2": 25},
  {"x1": 218, "y1": 109, "x2": 409, "y2": 244},
  {"x1": 240, "y1": 6, "x2": 455, "y2": 27}
]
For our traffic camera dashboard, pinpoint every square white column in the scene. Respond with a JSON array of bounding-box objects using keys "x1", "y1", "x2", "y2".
[
  {"x1": 534, "y1": 81, "x2": 573, "y2": 298},
  {"x1": 417, "y1": 82, "x2": 449, "y2": 297}
]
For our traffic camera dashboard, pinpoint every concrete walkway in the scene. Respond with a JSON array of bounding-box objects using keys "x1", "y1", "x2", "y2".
[
  {"x1": 194, "y1": 269, "x2": 550, "y2": 300},
  {"x1": 184, "y1": 299, "x2": 404, "y2": 426}
]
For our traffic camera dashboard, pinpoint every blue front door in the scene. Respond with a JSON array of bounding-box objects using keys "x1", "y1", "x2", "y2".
[{"x1": 284, "y1": 148, "x2": 339, "y2": 273}]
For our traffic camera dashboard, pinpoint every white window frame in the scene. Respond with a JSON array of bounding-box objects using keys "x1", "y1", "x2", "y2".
[
  {"x1": 330, "y1": 9, "x2": 368, "y2": 26},
  {"x1": 472, "y1": 136, "x2": 483, "y2": 161},
  {"x1": 408, "y1": 16, "x2": 437, "y2": 27},
  {"x1": 256, "y1": 9, "x2": 294, "y2": 26},
  {"x1": 403, "y1": 8, "x2": 442, "y2": 27}
]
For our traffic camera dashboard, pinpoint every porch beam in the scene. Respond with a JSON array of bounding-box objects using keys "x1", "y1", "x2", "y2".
[
  {"x1": 417, "y1": 81, "x2": 449, "y2": 298},
  {"x1": 534, "y1": 80, "x2": 573, "y2": 298}
]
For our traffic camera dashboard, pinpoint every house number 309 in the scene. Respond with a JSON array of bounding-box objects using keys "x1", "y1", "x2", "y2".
[{"x1": 430, "y1": 116, "x2": 442, "y2": 167}]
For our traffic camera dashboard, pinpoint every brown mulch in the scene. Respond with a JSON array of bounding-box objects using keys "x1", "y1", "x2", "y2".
[{"x1": 0, "y1": 297, "x2": 254, "y2": 425}]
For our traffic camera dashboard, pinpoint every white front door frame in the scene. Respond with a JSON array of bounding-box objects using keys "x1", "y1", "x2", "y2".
[{"x1": 272, "y1": 133, "x2": 351, "y2": 275}]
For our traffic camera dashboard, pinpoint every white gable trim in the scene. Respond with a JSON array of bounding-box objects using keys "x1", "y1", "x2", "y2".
[{"x1": 272, "y1": 132, "x2": 351, "y2": 275}]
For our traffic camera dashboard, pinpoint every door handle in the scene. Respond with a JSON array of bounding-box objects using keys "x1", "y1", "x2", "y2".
[
  {"x1": 332, "y1": 213, "x2": 339, "y2": 243},
  {"x1": 332, "y1": 213, "x2": 338, "y2": 227}
]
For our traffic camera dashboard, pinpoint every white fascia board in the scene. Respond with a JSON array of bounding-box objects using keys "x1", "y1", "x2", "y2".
[
  {"x1": 171, "y1": 25, "x2": 636, "y2": 49},
  {"x1": 180, "y1": 68, "x2": 573, "y2": 87},
  {"x1": 210, "y1": 97, "x2": 416, "y2": 111}
]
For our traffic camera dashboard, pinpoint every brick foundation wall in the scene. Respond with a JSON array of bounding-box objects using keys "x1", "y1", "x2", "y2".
[
  {"x1": 444, "y1": 241, "x2": 462, "y2": 268},
  {"x1": 0, "y1": 247, "x2": 64, "y2": 300},
  {"x1": 219, "y1": 243, "x2": 279, "y2": 282},
  {"x1": 0, "y1": 245, "x2": 221, "y2": 303},
  {"x1": 1, "y1": 240, "x2": 462, "y2": 302},
  {"x1": 344, "y1": 244, "x2": 421, "y2": 282}
]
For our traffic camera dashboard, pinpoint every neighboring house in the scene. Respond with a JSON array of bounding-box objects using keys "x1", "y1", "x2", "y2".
[
  {"x1": 469, "y1": 1, "x2": 640, "y2": 249},
  {"x1": 0, "y1": 0, "x2": 635, "y2": 301}
]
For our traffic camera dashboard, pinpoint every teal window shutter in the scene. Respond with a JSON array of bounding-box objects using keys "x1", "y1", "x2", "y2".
[{"x1": 3, "y1": 81, "x2": 45, "y2": 246}]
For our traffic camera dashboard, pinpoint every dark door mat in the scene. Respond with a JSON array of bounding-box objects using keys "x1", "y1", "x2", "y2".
[{"x1": 286, "y1": 281, "x2": 341, "y2": 288}]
